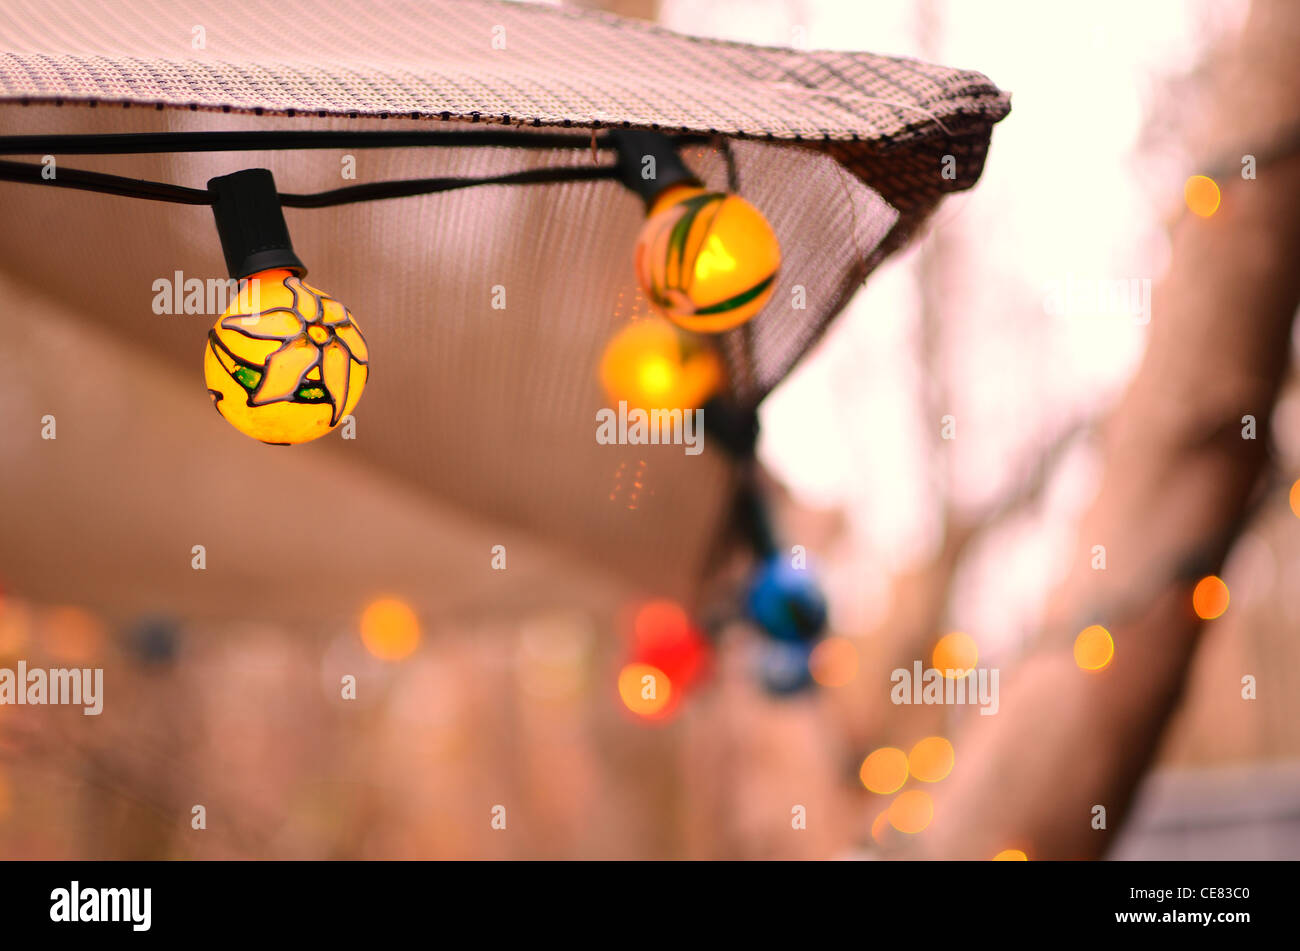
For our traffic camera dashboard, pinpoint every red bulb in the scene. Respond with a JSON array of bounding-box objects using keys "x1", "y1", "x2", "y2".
[{"x1": 629, "y1": 599, "x2": 710, "y2": 691}]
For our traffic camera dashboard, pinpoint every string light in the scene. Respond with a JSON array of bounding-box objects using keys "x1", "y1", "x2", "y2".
[
  {"x1": 612, "y1": 130, "x2": 780, "y2": 334},
  {"x1": 599, "y1": 318, "x2": 723, "y2": 410},
  {"x1": 204, "y1": 170, "x2": 368, "y2": 445},
  {"x1": 745, "y1": 554, "x2": 828, "y2": 643},
  {"x1": 2, "y1": 133, "x2": 778, "y2": 445},
  {"x1": 634, "y1": 186, "x2": 781, "y2": 333},
  {"x1": 629, "y1": 600, "x2": 710, "y2": 692}
]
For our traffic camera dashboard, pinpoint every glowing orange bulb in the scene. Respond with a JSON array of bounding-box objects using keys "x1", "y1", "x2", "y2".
[
  {"x1": 204, "y1": 269, "x2": 368, "y2": 445},
  {"x1": 637, "y1": 356, "x2": 676, "y2": 396},
  {"x1": 932, "y1": 631, "x2": 978, "y2": 678},
  {"x1": 860, "y1": 747, "x2": 909, "y2": 795},
  {"x1": 993, "y1": 849, "x2": 1028, "y2": 861},
  {"x1": 360, "y1": 597, "x2": 420, "y2": 661},
  {"x1": 599, "y1": 318, "x2": 723, "y2": 410},
  {"x1": 1184, "y1": 175, "x2": 1221, "y2": 218},
  {"x1": 1192, "y1": 575, "x2": 1229, "y2": 620},
  {"x1": 634, "y1": 185, "x2": 780, "y2": 333},
  {"x1": 908, "y1": 736, "x2": 955, "y2": 783},
  {"x1": 617, "y1": 662, "x2": 673, "y2": 718},
  {"x1": 888, "y1": 790, "x2": 934, "y2": 834},
  {"x1": 1073, "y1": 624, "x2": 1114, "y2": 671}
]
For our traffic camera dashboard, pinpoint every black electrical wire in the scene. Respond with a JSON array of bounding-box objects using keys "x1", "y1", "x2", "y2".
[
  {"x1": 0, "y1": 157, "x2": 621, "y2": 206},
  {"x1": 0, "y1": 158, "x2": 212, "y2": 204},
  {"x1": 0, "y1": 128, "x2": 720, "y2": 206},
  {"x1": 280, "y1": 164, "x2": 619, "y2": 207}
]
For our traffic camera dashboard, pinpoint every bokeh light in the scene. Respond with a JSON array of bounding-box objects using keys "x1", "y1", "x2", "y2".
[
  {"x1": 888, "y1": 789, "x2": 934, "y2": 834},
  {"x1": 809, "y1": 635, "x2": 858, "y2": 687},
  {"x1": 1192, "y1": 575, "x2": 1229, "y2": 620},
  {"x1": 859, "y1": 746, "x2": 909, "y2": 794},
  {"x1": 870, "y1": 809, "x2": 891, "y2": 844},
  {"x1": 359, "y1": 597, "x2": 420, "y2": 661},
  {"x1": 0, "y1": 599, "x2": 31, "y2": 657},
  {"x1": 932, "y1": 631, "x2": 978, "y2": 678},
  {"x1": 42, "y1": 606, "x2": 105, "y2": 662},
  {"x1": 599, "y1": 318, "x2": 723, "y2": 410},
  {"x1": 617, "y1": 662, "x2": 673, "y2": 718},
  {"x1": 908, "y1": 736, "x2": 955, "y2": 783},
  {"x1": 1184, "y1": 174, "x2": 1221, "y2": 218},
  {"x1": 631, "y1": 599, "x2": 709, "y2": 690},
  {"x1": 993, "y1": 849, "x2": 1028, "y2": 861},
  {"x1": 1290, "y1": 478, "x2": 1300, "y2": 519},
  {"x1": 1073, "y1": 624, "x2": 1114, "y2": 671}
]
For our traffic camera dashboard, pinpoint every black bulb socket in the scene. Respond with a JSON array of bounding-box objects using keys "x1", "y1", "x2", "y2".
[
  {"x1": 608, "y1": 129, "x2": 702, "y2": 209},
  {"x1": 208, "y1": 168, "x2": 306, "y2": 281}
]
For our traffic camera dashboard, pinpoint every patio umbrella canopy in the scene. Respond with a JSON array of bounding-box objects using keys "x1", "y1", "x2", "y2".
[{"x1": 0, "y1": 0, "x2": 1009, "y2": 618}]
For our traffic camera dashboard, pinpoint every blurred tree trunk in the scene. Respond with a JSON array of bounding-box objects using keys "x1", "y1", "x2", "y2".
[{"x1": 919, "y1": 0, "x2": 1300, "y2": 859}]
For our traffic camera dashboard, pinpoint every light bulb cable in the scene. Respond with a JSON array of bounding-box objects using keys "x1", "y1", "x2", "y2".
[{"x1": 0, "y1": 129, "x2": 712, "y2": 207}]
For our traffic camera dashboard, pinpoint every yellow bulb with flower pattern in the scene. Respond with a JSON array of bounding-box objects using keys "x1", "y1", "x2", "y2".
[
  {"x1": 204, "y1": 268, "x2": 369, "y2": 445},
  {"x1": 634, "y1": 184, "x2": 781, "y2": 334}
]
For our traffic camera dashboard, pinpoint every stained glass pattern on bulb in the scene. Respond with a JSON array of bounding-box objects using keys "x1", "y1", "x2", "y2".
[
  {"x1": 204, "y1": 269, "x2": 369, "y2": 445},
  {"x1": 634, "y1": 188, "x2": 780, "y2": 333}
]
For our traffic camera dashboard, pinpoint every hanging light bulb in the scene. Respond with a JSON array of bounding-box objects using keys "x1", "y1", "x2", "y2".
[
  {"x1": 745, "y1": 554, "x2": 829, "y2": 643},
  {"x1": 612, "y1": 130, "x2": 781, "y2": 334},
  {"x1": 203, "y1": 169, "x2": 368, "y2": 445},
  {"x1": 634, "y1": 186, "x2": 781, "y2": 333},
  {"x1": 599, "y1": 317, "x2": 723, "y2": 410}
]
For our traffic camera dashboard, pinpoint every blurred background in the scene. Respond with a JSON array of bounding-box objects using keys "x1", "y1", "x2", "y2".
[{"x1": 2, "y1": 0, "x2": 1299, "y2": 859}]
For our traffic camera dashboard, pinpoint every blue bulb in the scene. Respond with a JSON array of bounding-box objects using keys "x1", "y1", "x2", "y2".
[
  {"x1": 756, "y1": 639, "x2": 815, "y2": 695},
  {"x1": 745, "y1": 555, "x2": 828, "y2": 642}
]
